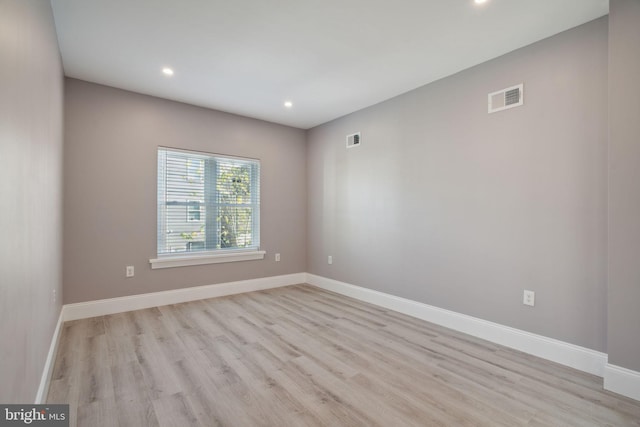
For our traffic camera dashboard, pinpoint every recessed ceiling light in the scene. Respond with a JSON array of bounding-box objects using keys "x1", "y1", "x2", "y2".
[
  {"x1": 474, "y1": 0, "x2": 488, "y2": 4},
  {"x1": 284, "y1": 101, "x2": 293, "y2": 108},
  {"x1": 162, "y1": 67, "x2": 174, "y2": 76}
]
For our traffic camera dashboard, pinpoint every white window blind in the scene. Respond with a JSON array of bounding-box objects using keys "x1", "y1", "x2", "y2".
[{"x1": 157, "y1": 147, "x2": 260, "y2": 257}]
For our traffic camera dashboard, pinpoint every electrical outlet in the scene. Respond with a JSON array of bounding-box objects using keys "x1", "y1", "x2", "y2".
[
  {"x1": 52, "y1": 289, "x2": 57, "y2": 303},
  {"x1": 275, "y1": 253, "x2": 281, "y2": 262},
  {"x1": 328, "y1": 255, "x2": 333, "y2": 265},
  {"x1": 523, "y1": 290, "x2": 535, "y2": 306},
  {"x1": 126, "y1": 265, "x2": 135, "y2": 278}
]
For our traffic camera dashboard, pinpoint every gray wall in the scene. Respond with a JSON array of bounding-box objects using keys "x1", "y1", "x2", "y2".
[
  {"x1": 307, "y1": 18, "x2": 608, "y2": 351},
  {"x1": 608, "y1": 0, "x2": 640, "y2": 372},
  {"x1": 63, "y1": 79, "x2": 306, "y2": 304},
  {"x1": 0, "y1": 0, "x2": 64, "y2": 402}
]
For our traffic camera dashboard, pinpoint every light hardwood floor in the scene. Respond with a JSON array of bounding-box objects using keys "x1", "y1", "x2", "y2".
[{"x1": 48, "y1": 285, "x2": 640, "y2": 426}]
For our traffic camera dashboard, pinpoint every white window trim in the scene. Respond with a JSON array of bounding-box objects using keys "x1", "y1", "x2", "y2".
[{"x1": 149, "y1": 249, "x2": 265, "y2": 269}]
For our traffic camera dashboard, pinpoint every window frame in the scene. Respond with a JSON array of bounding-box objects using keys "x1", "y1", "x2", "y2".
[{"x1": 150, "y1": 147, "x2": 264, "y2": 269}]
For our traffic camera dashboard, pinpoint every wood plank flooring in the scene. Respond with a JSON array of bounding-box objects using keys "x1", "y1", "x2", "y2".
[{"x1": 47, "y1": 285, "x2": 640, "y2": 426}]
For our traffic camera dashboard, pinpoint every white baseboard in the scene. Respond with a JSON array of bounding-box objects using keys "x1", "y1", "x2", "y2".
[
  {"x1": 306, "y1": 274, "x2": 607, "y2": 378},
  {"x1": 35, "y1": 309, "x2": 64, "y2": 404},
  {"x1": 604, "y1": 364, "x2": 640, "y2": 401},
  {"x1": 41, "y1": 272, "x2": 640, "y2": 402},
  {"x1": 63, "y1": 273, "x2": 306, "y2": 321}
]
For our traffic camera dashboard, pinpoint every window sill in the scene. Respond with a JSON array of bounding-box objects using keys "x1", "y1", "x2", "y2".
[{"x1": 149, "y1": 250, "x2": 266, "y2": 269}]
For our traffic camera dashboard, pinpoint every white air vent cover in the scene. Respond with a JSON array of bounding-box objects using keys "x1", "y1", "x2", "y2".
[
  {"x1": 346, "y1": 132, "x2": 361, "y2": 148},
  {"x1": 488, "y1": 84, "x2": 524, "y2": 114}
]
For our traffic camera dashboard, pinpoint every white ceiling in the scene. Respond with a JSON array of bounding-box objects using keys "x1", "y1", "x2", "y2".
[{"x1": 51, "y1": 0, "x2": 608, "y2": 129}]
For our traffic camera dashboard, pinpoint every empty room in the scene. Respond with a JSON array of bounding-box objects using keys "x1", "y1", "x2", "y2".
[{"x1": 2, "y1": 0, "x2": 640, "y2": 425}]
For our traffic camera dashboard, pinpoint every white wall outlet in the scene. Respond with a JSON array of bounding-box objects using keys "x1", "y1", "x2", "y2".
[
  {"x1": 523, "y1": 290, "x2": 535, "y2": 306},
  {"x1": 52, "y1": 289, "x2": 57, "y2": 303},
  {"x1": 126, "y1": 265, "x2": 135, "y2": 278},
  {"x1": 328, "y1": 255, "x2": 333, "y2": 265},
  {"x1": 275, "y1": 253, "x2": 281, "y2": 262}
]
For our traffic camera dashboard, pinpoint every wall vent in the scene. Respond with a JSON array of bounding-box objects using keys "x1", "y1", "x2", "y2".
[
  {"x1": 488, "y1": 84, "x2": 524, "y2": 114},
  {"x1": 346, "y1": 132, "x2": 361, "y2": 148}
]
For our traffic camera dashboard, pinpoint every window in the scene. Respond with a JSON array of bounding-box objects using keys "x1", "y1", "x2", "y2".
[
  {"x1": 186, "y1": 200, "x2": 201, "y2": 222},
  {"x1": 151, "y1": 147, "x2": 264, "y2": 269}
]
